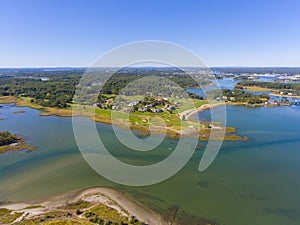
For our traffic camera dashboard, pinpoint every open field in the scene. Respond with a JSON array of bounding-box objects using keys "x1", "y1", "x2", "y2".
[{"x1": 241, "y1": 86, "x2": 273, "y2": 92}]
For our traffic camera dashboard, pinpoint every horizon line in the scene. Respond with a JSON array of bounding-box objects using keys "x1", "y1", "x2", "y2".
[{"x1": 1, "y1": 66, "x2": 300, "y2": 69}]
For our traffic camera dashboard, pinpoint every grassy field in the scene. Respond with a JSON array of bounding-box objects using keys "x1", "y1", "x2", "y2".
[
  {"x1": 241, "y1": 86, "x2": 273, "y2": 92},
  {"x1": 175, "y1": 99, "x2": 207, "y2": 113},
  {"x1": 0, "y1": 208, "x2": 23, "y2": 224}
]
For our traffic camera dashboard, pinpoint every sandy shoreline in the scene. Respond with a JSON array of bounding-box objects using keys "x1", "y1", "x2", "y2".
[
  {"x1": 74, "y1": 188, "x2": 168, "y2": 225},
  {"x1": 179, "y1": 102, "x2": 227, "y2": 120},
  {"x1": 0, "y1": 187, "x2": 168, "y2": 225}
]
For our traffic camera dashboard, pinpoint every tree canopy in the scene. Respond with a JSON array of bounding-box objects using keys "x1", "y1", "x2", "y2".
[{"x1": 0, "y1": 131, "x2": 18, "y2": 146}]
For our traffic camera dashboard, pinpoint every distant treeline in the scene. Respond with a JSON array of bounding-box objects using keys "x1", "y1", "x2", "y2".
[{"x1": 211, "y1": 67, "x2": 300, "y2": 75}]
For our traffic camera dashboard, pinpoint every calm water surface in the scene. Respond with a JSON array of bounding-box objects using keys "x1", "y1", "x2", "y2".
[{"x1": 0, "y1": 103, "x2": 300, "y2": 225}]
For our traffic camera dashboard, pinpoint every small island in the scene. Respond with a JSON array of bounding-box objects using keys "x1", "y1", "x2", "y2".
[
  {"x1": 0, "y1": 131, "x2": 36, "y2": 154},
  {"x1": 12, "y1": 110, "x2": 26, "y2": 114},
  {"x1": 0, "y1": 131, "x2": 19, "y2": 146}
]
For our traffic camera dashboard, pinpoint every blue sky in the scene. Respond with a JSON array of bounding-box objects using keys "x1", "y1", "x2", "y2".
[{"x1": 0, "y1": 0, "x2": 299, "y2": 67}]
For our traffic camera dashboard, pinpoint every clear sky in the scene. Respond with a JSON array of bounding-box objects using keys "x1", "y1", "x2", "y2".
[{"x1": 0, "y1": 0, "x2": 299, "y2": 67}]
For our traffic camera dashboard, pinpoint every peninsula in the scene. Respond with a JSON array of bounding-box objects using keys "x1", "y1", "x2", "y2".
[{"x1": 0, "y1": 187, "x2": 167, "y2": 225}]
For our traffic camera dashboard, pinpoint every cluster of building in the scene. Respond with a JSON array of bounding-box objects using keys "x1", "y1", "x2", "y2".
[
  {"x1": 215, "y1": 96, "x2": 236, "y2": 101},
  {"x1": 94, "y1": 97, "x2": 178, "y2": 113},
  {"x1": 278, "y1": 74, "x2": 300, "y2": 81},
  {"x1": 278, "y1": 91, "x2": 299, "y2": 96}
]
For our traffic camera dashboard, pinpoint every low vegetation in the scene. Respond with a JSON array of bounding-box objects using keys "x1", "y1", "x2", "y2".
[
  {"x1": 5, "y1": 200, "x2": 146, "y2": 225},
  {"x1": 0, "y1": 208, "x2": 23, "y2": 224}
]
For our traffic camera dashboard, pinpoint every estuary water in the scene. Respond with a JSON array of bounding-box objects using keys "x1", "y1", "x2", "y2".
[{"x1": 0, "y1": 103, "x2": 300, "y2": 225}]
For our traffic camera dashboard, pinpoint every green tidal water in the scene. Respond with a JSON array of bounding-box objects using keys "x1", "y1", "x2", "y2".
[{"x1": 0, "y1": 103, "x2": 300, "y2": 225}]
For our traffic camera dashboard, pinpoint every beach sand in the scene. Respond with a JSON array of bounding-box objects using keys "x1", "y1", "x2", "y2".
[{"x1": 1, "y1": 187, "x2": 168, "y2": 225}]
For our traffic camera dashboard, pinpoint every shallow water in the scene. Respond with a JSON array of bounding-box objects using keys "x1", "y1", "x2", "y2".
[{"x1": 0, "y1": 104, "x2": 300, "y2": 225}]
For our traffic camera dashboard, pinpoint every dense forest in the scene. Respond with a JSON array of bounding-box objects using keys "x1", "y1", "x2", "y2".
[
  {"x1": 0, "y1": 68, "x2": 211, "y2": 108},
  {"x1": 0, "y1": 74, "x2": 80, "y2": 108},
  {"x1": 99, "y1": 68, "x2": 212, "y2": 95},
  {"x1": 0, "y1": 131, "x2": 18, "y2": 146}
]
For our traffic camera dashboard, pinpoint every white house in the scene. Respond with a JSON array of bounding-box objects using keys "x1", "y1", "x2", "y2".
[
  {"x1": 112, "y1": 105, "x2": 120, "y2": 110},
  {"x1": 128, "y1": 101, "x2": 139, "y2": 107}
]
